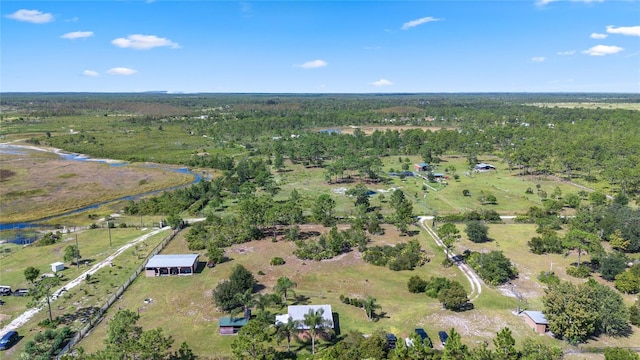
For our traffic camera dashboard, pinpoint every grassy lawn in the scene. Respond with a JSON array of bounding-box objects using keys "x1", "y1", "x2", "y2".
[{"x1": 75, "y1": 222, "x2": 582, "y2": 358}]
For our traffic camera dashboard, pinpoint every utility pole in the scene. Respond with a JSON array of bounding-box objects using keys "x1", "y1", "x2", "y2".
[
  {"x1": 107, "y1": 220, "x2": 112, "y2": 247},
  {"x1": 75, "y1": 234, "x2": 80, "y2": 269}
]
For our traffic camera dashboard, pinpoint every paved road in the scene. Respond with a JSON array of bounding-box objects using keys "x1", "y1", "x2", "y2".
[
  {"x1": 0, "y1": 226, "x2": 171, "y2": 335},
  {"x1": 418, "y1": 216, "x2": 484, "y2": 302}
]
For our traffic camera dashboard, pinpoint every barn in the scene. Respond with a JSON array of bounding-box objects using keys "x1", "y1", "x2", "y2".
[{"x1": 144, "y1": 254, "x2": 199, "y2": 277}]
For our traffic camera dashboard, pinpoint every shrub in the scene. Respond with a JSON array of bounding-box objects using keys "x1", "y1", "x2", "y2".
[
  {"x1": 270, "y1": 257, "x2": 285, "y2": 266},
  {"x1": 407, "y1": 275, "x2": 427, "y2": 293},
  {"x1": 566, "y1": 265, "x2": 591, "y2": 278},
  {"x1": 465, "y1": 221, "x2": 490, "y2": 243},
  {"x1": 467, "y1": 251, "x2": 518, "y2": 285},
  {"x1": 462, "y1": 189, "x2": 471, "y2": 197},
  {"x1": 538, "y1": 271, "x2": 560, "y2": 285}
]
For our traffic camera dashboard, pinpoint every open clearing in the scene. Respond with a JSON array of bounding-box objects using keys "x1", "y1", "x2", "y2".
[{"x1": 0, "y1": 144, "x2": 194, "y2": 223}]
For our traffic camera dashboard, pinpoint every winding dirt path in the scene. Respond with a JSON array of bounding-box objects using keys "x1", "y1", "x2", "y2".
[{"x1": 418, "y1": 216, "x2": 484, "y2": 301}]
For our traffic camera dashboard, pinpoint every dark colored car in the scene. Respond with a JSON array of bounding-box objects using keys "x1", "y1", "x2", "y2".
[
  {"x1": 414, "y1": 328, "x2": 432, "y2": 348},
  {"x1": 0, "y1": 330, "x2": 18, "y2": 350},
  {"x1": 438, "y1": 331, "x2": 449, "y2": 346},
  {"x1": 386, "y1": 333, "x2": 397, "y2": 349},
  {"x1": 0, "y1": 287, "x2": 11, "y2": 296},
  {"x1": 12, "y1": 289, "x2": 29, "y2": 297}
]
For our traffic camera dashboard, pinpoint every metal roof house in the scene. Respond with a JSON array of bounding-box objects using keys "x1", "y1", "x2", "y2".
[
  {"x1": 474, "y1": 163, "x2": 497, "y2": 171},
  {"x1": 275, "y1": 305, "x2": 334, "y2": 330},
  {"x1": 523, "y1": 310, "x2": 549, "y2": 335},
  {"x1": 144, "y1": 254, "x2": 199, "y2": 277}
]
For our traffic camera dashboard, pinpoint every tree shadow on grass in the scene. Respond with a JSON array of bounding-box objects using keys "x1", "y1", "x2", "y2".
[{"x1": 291, "y1": 294, "x2": 310, "y2": 305}]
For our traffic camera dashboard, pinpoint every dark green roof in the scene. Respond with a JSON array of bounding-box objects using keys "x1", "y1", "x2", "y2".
[{"x1": 219, "y1": 317, "x2": 248, "y2": 327}]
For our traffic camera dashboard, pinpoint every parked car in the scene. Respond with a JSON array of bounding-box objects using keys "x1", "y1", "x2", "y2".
[
  {"x1": 414, "y1": 328, "x2": 432, "y2": 348},
  {"x1": 0, "y1": 331, "x2": 18, "y2": 350},
  {"x1": 386, "y1": 333, "x2": 397, "y2": 350},
  {"x1": 12, "y1": 289, "x2": 29, "y2": 297},
  {"x1": 0, "y1": 286, "x2": 11, "y2": 296},
  {"x1": 438, "y1": 331, "x2": 449, "y2": 346}
]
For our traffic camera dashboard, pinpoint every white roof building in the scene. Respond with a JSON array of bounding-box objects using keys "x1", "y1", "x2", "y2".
[{"x1": 275, "y1": 304, "x2": 333, "y2": 329}]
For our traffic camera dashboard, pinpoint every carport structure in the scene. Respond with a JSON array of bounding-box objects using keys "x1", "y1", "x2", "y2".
[{"x1": 145, "y1": 254, "x2": 199, "y2": 277}]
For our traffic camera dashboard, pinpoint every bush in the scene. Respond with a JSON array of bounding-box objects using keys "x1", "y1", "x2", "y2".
[
  {"x1": 465, "y1": 221, "x2": 490, "y2": 243},
  {"x1": 407, "y1": 275, "x2": 427, "y2": 293},
  {"x1": 466, "y1": 251, "x2": 518, "y2": 285},
  {"x1": 566, "y1": 265, "x2": 591, "y2": 278},
  {"x1": 270, "y1": 257, "x2": 285, "y2": 266},
  {"x1": 462, "y1": 189, "x2": 471, "y2": 197},
  {"x1": 538, "y1": 271, "x2": 560, "y2": 285}
]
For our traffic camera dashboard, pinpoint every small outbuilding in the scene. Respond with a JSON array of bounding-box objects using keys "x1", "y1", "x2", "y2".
[
  {"x1": 414, "y1": 162, "x2": 431, "y2": 172},
  {"x1": 144, "y1": 254, "x2": 199, "y2": 277},
  {"x1": 523, "y1": 310, "x2": 549, "y2": 335},
  {"x1": 50, "y1": 262, "x2": 65, "y2": 273},
  {"x1": 474, "y1": 163, "x2": 496, "y2": 171},
  {"x1": 219, "y1": 317, "x2": 249, "y2": 335}
]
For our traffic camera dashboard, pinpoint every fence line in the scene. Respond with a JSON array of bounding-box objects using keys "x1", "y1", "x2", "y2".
[{"x1": 57, "y1": 228, "x2": 180, "y2": 358}]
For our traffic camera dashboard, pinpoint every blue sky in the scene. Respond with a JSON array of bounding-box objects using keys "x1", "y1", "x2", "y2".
[{"x1": 2, "y1": 1, "x2": 639, "y2": 93}]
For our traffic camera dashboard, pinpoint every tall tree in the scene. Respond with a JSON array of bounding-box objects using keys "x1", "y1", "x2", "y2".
[
  {"x1": 24, "y1": 266, "x2": 40, "y2": 284},
  {"x1": 303, "y1": 307, "x2": 333, "y2": 355},
  {"x1": 493, "y1": 327, "x2": 518, "y2": 360},
  {"x1": 274, "y1": 276, "x2": 297, "y2": 305},
  {"x1": 442, "y1": 328, "x2": 468, "y2": 360},
  {"x1": 63, "y1": 244, "x2": 81, "y2": 264},
  {"x1": 438, "y1": 222, "x2": 461, "y2": 258},
  {"x1": 275, "y1": 316, "x2": 301, "y2": 353},
  {"x1": 231, "y1": 320, "x2": 275, "y2": 360},
  {"x1": 312, "y1": 194, "x2": 337, "y2": 227},
  {"x1": 362, "y1": 296, "x2": 380, "y2": 321}
]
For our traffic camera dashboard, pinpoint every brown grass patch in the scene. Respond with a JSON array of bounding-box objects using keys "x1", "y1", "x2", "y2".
[{"x1": 0, "y1": 149, "x2": 193, "y2": 222}]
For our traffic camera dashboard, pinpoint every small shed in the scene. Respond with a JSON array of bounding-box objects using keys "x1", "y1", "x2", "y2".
[
  {"x1": 414, "y1": 162, "x2": 430, "y2": 172},
  {"x1": 474, "y1": 163, "x2": 496, "y2": 171},
  {"x1": 51, "y1": 262, "x2": 65, "y2": 273},
  {"x1": 523, "y1": 311, "x2": 549, "y2": 335},
  {"x1": 219, "y1": 312, "x2": 250, "y2": 335},
  {"x1": 145, "y1": 254, "x2": 199, "y2": 277}
]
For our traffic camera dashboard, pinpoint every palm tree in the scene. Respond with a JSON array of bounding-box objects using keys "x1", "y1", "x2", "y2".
[
  {"x1": 252, "y1": 293, "x2": 272, "y2": 313},
  {"x1": 303, "y1": 308, "x2": 332, "y2": 355},
  {"x1": 363, "y1": 296, "x2": 380, "y2": 321},
  {"x1": 275, "y1": 316, "x2": 300, "y2": 353},
  {"x1": 274, "y1": 276, "x2": 297, "y2": 305}
]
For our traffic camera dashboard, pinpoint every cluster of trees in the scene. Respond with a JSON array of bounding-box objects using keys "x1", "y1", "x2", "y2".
[
  {"x1": 363, "y1": 240, "x2": 429, "y2": 271},
  {"x1": 21, "y1": 326, "x2": 73, "y2": 359},
  {"x1": 68, "y1": 309, "x2": 195, "y2": 360},
  {"x1": 543, "y1": 279, "x2": 631, "y2": 344},
  {"x1": 465, "y1": 251, "x2": 518, "y2": 286},
  {"x1": 212, "y1": 265, "x2": 257, "y2": 313},
  {"x1": 408, "y1": 276, "x2": 470, "y2": 311},
  {"x1": 294, "y1": 226, "x2": 369, "y2": 261},
  {"x1": 339, "y1": 295, "x2": 381, "y2": 321}
]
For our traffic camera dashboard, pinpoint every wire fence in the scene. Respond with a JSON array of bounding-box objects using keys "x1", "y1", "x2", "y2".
[{"x1": 56, "y1": 228, "x2": 179, "y2": 358}]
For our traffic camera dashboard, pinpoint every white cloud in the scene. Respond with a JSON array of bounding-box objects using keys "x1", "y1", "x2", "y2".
[
  {"x1": 536, "y1": 0, "x2": 603, "y2": 6},
  {"x1": 107, "y1": 67, "x2": 137, "y2": 75},
  {"x1": 296, "y1": 59, "x2": 328, "y2": 69},
  {"x1": 531, "y1": 57, "x2": 546, "y2": 62},
  {"x1": 401, "y1": 16, "x2": 441, "y2": 30},
  {"x1": 111, "y1": 34, "x2": 180, "y2": 50},
  {"x1": 82, "y1": 70, "x2": 99, "y2": 77},
  {"x1": 61, "y1": 31, "x2": 94, "y2": 40},
  {"x1": 590, "y1": 33, "x2": 607, "y2": 39},
  {"x1": 5, "y1": 9, "x2": 54, "y2": 23},
  {"x1": 606, "y1": 25, "x2": 640, "y2": 37},
  {"x1": 372, "y1": 79, "x2": 393, "y2": 87},
  {"x1": 582, "y1": 45, "x2": 624, "y2": 56},
  {"x1": 557, "y1": 50, "x2": 576, "y2": 55}
]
